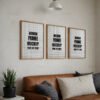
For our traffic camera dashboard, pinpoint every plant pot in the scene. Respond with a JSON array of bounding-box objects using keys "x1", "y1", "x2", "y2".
[{"x1": 3, "y1": 87, "x2": 16, "y2": 98}]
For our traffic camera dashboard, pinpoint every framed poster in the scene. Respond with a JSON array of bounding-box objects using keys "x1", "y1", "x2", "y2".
[
  {"x1": 20, "y1": 20, "x2": 44, "y2": 59},
  {"x1": 68, "y1": 28, "x2": 86, "y2": 59},
  {"x1": 46, "y1": 24, "x2": 66, "y2": 59}
]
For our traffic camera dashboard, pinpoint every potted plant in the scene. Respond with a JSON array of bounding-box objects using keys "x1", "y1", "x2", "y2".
[{"x1": 3, "y1": 69, "x2": 16, "y2": 98}]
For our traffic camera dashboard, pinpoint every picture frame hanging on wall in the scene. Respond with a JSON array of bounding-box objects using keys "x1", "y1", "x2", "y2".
[
  {"x1": 46, "y1": 24, "x2": 66, "y2": 59},
  {"x1": 68, "y1": 28, "x2": 86, "y2": 59},
  {"x1": 20, "y1": 20, "x2": 44, "y2": 59}
]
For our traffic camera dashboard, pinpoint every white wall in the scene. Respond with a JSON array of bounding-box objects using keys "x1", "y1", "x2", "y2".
[
  {"x1": 0, "y1": 0, "x2": 96, "y2": 95},
  {"x1": 96, "y1": 0, "x2": 100, "y2": 72}
]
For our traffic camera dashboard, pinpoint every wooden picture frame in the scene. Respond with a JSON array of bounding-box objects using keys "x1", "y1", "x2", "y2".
[
  {"x1": 20, "y1": 20, "x2": 44, "y2": 59},
  {"x1": 46, "y1": 24, "x2": 66, "y2": 59},
  {"x1": 68, "y1": 27, "x2": 86, "y2": 59}
]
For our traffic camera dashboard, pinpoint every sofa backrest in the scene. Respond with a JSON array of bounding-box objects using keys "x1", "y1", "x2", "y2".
[{"x1": 23, "y1": 74, "x2": 74, "y2": 94}]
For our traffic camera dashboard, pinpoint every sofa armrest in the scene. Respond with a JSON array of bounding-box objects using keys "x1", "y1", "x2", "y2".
[{"x1": 22, "y1": 92, "x2": 51, "y2": 100}]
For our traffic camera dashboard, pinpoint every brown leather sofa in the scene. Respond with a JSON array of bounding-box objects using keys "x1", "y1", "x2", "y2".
[{"x1": 22, "y1": 74, "x2": 100, "y2": 100}]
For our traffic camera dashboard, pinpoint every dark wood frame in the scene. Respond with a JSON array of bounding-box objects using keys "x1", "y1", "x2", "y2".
[
  {"x1": 68, "y1": 27, "x2": 86, "y2": 59},
  {"x1": 46, "y1": 24, "x2": 66, "y2": 59},
  {"x1": 20, "y1": 20, "x2": 44, "y2": 60}
]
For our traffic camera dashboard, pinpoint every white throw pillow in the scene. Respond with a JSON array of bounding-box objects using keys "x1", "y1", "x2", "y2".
[{"x1": 57, "y1": 74, "x2": 97, "y2": 100}]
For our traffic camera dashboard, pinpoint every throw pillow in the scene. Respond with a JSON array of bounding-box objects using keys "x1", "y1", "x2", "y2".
[
  {"x1": 74, "y1": 71, "x2": 100, "y2": 93},
  {"x1": 57, "y1": 74, "x2": 97, "y2": 100},
  {"x1": 35, "y1": 81, "x2": 59, "y2": 100},
  {"x1": 93, "y1": 73, "x2": 100, "y2": 93}
]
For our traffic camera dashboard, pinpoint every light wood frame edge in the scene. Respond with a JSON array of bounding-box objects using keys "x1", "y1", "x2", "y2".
[
  {"x1": 46, "y1": 24, "x2": 66, "y2": 59},
  {"x1": 20, "y1": 20, "x2": 44, "y2": 60},
  {"x1": 68, "y1": 27, "x2": 86, "y2": 59}
]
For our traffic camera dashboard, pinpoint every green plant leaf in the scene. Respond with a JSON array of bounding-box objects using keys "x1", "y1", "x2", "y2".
[{"x1": 2, "y1": 69, "x2": 16, "y2": 87}]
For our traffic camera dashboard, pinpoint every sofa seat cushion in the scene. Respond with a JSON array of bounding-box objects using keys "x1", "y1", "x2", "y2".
[{"x1": 66, "y1": 94, "x2": 100, "y2": 100}]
